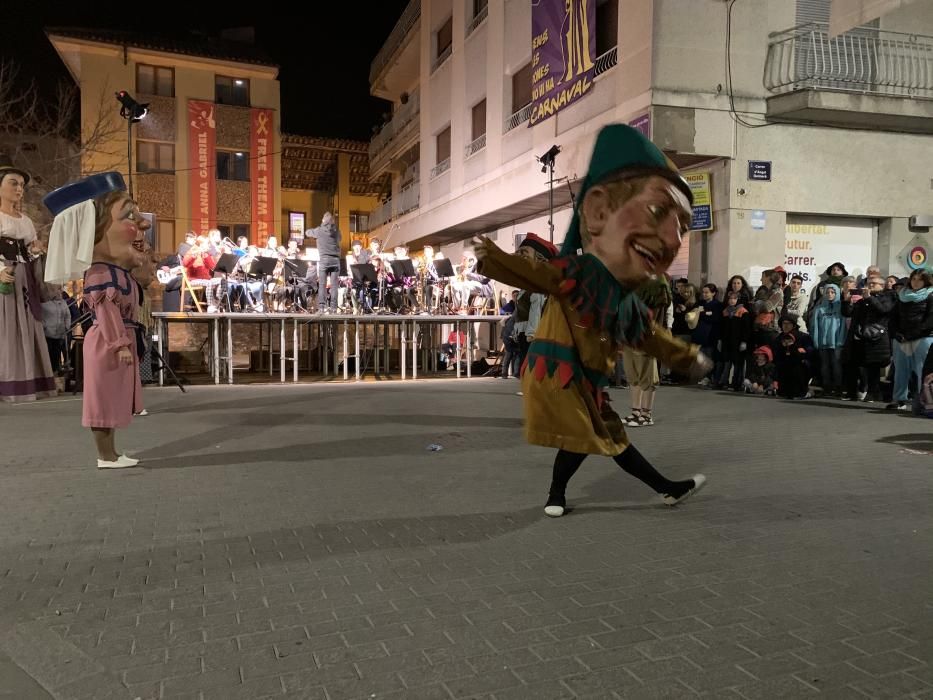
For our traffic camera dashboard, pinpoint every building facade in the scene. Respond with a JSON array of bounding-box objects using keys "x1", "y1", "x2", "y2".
[
  {"x1": 47, "y1": 28, "x2": 283, "y2": 255},
  {"x1": 367, "y1": 0, "x2": 933, "y2": 288}
]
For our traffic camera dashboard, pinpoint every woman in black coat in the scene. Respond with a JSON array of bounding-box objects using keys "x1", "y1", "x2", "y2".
[{"x1": 842, "y1": 278, "x2": 896, "y2": 402}]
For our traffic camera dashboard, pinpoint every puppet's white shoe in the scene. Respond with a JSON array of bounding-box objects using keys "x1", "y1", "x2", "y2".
[
  {"x1": 544, "y1": 494, "x2": 566, "y2": 517},
  {"x1": 662, "y1": 474, "x2": 706, "y2": 506}
]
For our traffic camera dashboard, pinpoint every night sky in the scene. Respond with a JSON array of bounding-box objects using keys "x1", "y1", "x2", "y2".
[{"x1": 0, "y1": 1, "x2": 411, "y2": 141}]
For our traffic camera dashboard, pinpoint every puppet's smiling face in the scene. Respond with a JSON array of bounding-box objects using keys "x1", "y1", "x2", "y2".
[
  {"x1": 95, "y1": 194, "x2": 142, "y2": 268},
  {"x1": 580, "y1": 176, "x2": 691, "y2": 287}
]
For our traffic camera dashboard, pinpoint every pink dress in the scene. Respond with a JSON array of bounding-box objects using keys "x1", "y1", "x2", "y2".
[{"x1": 82, "y1": 263, "x2": 143, "y2": 428}]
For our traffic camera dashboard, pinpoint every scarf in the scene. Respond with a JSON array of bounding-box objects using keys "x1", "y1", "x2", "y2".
[{"x1": 898, "y1": 285, "x2": 933, "y2": 304}]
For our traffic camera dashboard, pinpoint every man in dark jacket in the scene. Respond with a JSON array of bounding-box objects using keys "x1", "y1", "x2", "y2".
[
  {"x1": 305, "y1": 212, "x2": 342, "y2": 313},
  {"x1": 842, "y1": 275, "x2": 895, "y2": 402}
]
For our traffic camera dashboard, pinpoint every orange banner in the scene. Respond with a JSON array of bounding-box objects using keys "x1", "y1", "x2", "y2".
[
  {"x1": 187, "y1": 100, "x2": 216, "y2": 234},
  {"x1": 251, "y1": 108, "x2": 275, "y2": 246}
]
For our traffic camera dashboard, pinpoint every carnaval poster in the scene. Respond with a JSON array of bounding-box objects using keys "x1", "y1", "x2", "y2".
[
  {"x1": 530, "y1": 0, "x2": 596, "y2": 126},
  {"x1": 250, "y1": 108, "x2": 275, "y2": 246},
  {"x1": 187, "y1": 100, "x2": 216, "y2": 234}
]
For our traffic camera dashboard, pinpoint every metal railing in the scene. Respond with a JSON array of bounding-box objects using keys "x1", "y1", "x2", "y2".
[
  {"x1": 464, "y1": 133, "x2": 486, "y2": 158},
  {"x1": 432, "y1": 44, "x2": 453, "y2": 73},
  {"x1": 370, "y1": 0, "x2": 421, "y2": 85},
  {"x1": 369, "y1": 198, "x2": 393, "y2": 230},
  {"x1": 467, "y1": 5, "x2": 488, "y2": 36},
  {"x1": 368, "y1": 180, "x2": 420, "y2": 230},
  {"x1": 430, "y1": 157, "x2": 451, "y2": 179},
  {"x1": 397, "y1": 180, "x2": 420, "y2": 214},
  {"x1": 369, "y1": 88, "x2": 421, "y2": 162},
  {"x1": 594, "y1": 46, "x2": 618, "y2": 78},
  {"x1": 764, "y1": 22, "x2": 933, "y2": 97},
  {"x1": 503, "y1": 103, "x2": 532, "y2": 133}
]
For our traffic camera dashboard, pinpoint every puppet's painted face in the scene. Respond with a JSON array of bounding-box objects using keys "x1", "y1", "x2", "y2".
[
  {"x1": 95, "y1": 194, "x2": 141, "y2": 268},
  {"x1": 583, "y1": 176, "x2": 691, "y2": 287}
]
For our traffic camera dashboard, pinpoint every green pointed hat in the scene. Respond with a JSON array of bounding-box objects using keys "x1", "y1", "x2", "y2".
[{"x1": 560, "y1": 124, "x2": 693, "y2": 256}]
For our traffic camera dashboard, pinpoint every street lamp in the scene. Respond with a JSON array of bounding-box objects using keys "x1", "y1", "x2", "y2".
[
  {"x1": 115, "y1": 91, "x2": 149, "y2": 197},
  {"x1": 537, "y1": 145, "x2": 561, "y2": 243}
]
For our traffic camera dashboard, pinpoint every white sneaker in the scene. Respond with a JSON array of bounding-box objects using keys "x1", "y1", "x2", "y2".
[
  {"x1": 662, "y1": 474, "x2": 707, "y2": 506},
  {"x1": 97, "y1": 455, "x2": 139, "y2": 469},
  {"x1": 516, "y1": 391, "x2": 524, "y2": 396},
  {"x1": 135, "y1": 409, "x2": 149, "y2": 416},
  {"x1": 857, "y1": 392, "x2": 868, "y2": 401}
]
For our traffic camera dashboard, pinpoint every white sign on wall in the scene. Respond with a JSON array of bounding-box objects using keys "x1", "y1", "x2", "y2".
[{"x1": 784, "y1": 217, "x2": 874, "y2": 289}]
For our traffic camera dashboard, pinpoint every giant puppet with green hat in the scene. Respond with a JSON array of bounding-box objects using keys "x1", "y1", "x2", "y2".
[{"x1": 473, "y1": 123, "x2": 711, "y2": 517}]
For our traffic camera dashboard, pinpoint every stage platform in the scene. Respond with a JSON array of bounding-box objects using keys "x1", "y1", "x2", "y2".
[{"x1": 152, "y1": 312, "x2": 508, "y2": 386}]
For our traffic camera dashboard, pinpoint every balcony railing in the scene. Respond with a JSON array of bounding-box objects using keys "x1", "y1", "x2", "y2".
[
  {"x1": 397, "y1": 180, "x2": 420, "y2": 215},
  {"x1": 430, "y1": 157, "x2": 451, "y2": 179},
  {"x1": 503, "y1": 103, "x2": 532, "y2": 133},
  {"x1": 368, "y1": 180, "x2": 420, "y2": 230},
  {"x1": 764, "y1": 22, "x2": 933, "y2": 98},
  {"x1": 594, "y1": 46, "x2": 618, "y2": 78},
  {"x1": 369, "y1": 198, "x2": 393, "y2": 230},
  {"x1": 370, "y1": 0, "x2": 421, "y2": 85},
  {"x1": 432, "y1": 44, "x2": 453, "y2": 73},
  {"x1": 465, "y1": 133, "x2": 486, "y2": 158},
  {"x1": 369, "y1": 88, "x2": 421, "y2": 162},
  {"x1": 467, "y1": 5, "x2": 488, "y2": 36}
]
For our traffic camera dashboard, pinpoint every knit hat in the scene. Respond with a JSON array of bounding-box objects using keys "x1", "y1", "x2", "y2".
[
  {"x1": 753, "y1": 345, "x2": 773, "y2": 362},
  {"x1": 559, "y1": 124, "x2": 693, "y2": 256},
  {"x1": 519, "y1": 232, "x2": 558, "y2": 260},
  {"x1": 779, "y1": 314, "x2": 799, "y2": 329}
]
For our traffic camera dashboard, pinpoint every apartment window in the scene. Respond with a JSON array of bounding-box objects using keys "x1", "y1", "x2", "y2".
[
  {"x1": 137, "y1": 64, "x2": 174, "y2": 97},
  {"x1": 218, "y1": 224, "x2": 250, "y2": 240},
  {"x1": 436, "y1": 126, "x2": 451, "y2": 165},
  {"x1": 215, "y1": 76, "x2": 250, "y2": 107},
  {"x1": 436, "y1": 16, "x2": 453, "y2": 60},
  {"x1": 349, "y1": 212, "x2": 370, "y2": 233},
  {"x1": 137, "y1": 141, "x2": 175, "y2": 173},
  {"x1": 216, "y1": 151, "x2": 249, "y2": 181},
  {"x1": 595, "y1": 0, "x2": 619, "y2": 56},
  {"x1": 511, "y1": 62, "x2": 534, "y2": 114},
  {"x1": 471, "y1": 99, "x2": 487, "y2": 141},
  {"x1": 474, "y1": 0, "x2": 488, "y2": 17}
]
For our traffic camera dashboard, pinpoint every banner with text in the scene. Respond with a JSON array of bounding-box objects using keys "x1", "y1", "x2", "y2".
[
  {"x1": 250, "y1": 108, "x2": 275, "y2": 246},
  {"x1": 187, "y1": 100, "x2": 216, "y2": 235},
  {"x1": 530, "y1": 0, "x2": 596, "y2": 126},
  {"x1": 784, "y1": 217, "x2": 874, "y2": 287}
]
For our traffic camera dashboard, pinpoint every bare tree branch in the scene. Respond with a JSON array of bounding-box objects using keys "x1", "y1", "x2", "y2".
[{"x1": 0, "y1": 59, "x2": 125, "y2": 236}]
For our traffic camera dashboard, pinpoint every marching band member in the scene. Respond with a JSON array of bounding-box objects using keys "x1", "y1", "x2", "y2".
[{"x1": 182, "y1": 236, "x2": 221, "y2": 312}]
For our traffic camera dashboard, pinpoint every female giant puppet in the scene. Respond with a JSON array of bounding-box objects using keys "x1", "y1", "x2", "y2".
[
  {"x1": 44, "y1": 173, "x2": 145, "y2": 468},
  {"x1": 0, "y1": 157, "x2": 56, "y2": 402}
]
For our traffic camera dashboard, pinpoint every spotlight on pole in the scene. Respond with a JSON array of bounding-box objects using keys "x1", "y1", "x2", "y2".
[
  {"x1": 536, "y1": 145, "x2": 561, "y2": 242},
  {"x1": 537, "y1": 144, "x2": 560, "y2": 173},
  {"x1": 115, "y1": 91, "x2": 149, "y2": 122}
]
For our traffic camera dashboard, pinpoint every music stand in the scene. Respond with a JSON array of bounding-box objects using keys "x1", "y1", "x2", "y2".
[
  {"x1": 390, "y1": 258, "x2": 415, "y2": 279},
  {"x1": 247, "y1": 257, "x2": 278, "y2": 279},
  {"x1": 351, "y1": 264, "x2": 378, "y2": 314},
  {"x1": 433, "y1": 258, "x2": 454, "y2": 278},
  {"x1": 283, "y1": 259, "x2": 310, "y2": 311},
  {"x1": 213, "y1": 253, "x2": 241, "y2": 312}
]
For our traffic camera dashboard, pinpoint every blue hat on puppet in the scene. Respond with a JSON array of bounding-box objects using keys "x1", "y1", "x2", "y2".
[
  {"x1": 43, "y1": 172, "x2": 127, "y2": 284},
  {"x1": 560, "y1": 124, "x2": 693, "y2": 256}
]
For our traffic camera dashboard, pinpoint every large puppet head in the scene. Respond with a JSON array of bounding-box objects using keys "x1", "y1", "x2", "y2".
[
  {"x1": 562, "y1": 125, "x2": 693, "y2": 288},
  {"x1": 43, "y1": 172, "x2": 142, "y2": 283}
]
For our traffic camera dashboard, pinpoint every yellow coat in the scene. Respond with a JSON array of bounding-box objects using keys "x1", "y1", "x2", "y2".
[{"x1": 479, "y1": 239, "x2": 697, "y2": 456}]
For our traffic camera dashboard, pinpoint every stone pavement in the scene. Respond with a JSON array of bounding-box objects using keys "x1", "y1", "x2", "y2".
[{"x1": 0, "y1": 379, "x2": 931, "y2": 700}]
